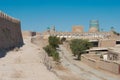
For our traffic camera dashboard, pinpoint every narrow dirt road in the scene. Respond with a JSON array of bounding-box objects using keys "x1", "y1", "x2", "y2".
[
  {"x1": 0, "y1": 37, "x2": 60, "y2": 80},
  {"x1": 58, "y1": 45, "x2": 120, "y2": 80}
]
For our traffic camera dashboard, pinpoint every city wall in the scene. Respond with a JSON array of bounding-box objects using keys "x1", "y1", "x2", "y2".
[{"x1": 0, "y1": 11, "x2": 23, "y2": 49}]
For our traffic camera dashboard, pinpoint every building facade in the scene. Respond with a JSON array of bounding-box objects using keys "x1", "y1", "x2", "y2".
[{"x1": 72, "y1": 26, "x2": 84, "y2": 33}]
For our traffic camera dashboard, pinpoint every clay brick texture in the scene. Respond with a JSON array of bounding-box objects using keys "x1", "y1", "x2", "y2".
[
  {"x1": 72, "y1": 26, "x2": 84, "y2": 33},
  {"x1": 0, "y1": 12, "x2": 23, "y2": 49}
]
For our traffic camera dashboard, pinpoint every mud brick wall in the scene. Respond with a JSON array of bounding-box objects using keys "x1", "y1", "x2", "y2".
[
  {"x1": 22, "y1": 31, "x2": 37, "y2": 39},
  {"x1": 0, "y1": 11, "x2": 23, "y2": 49},
  {"x1": 81, "y1": 55, "x2": 98, "y2": 68},
  {"x1": 81, "y1": 55, "x2": 120, "y2": 74},
  {"x1": 98, "y1": 39, "x2": 116, "y2": 47},
  {"x1": 98, "y1": 60, "x2": 120, "y2": 74},
  {"x1": 72, "y1": 26, "x2": 84, "y2": 33}
]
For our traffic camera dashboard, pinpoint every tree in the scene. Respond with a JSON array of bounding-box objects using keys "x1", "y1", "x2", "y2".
[
  {"x1": 70, "y1": 39, "x2": 92, "y2": 60},
  {"x1": 112, "y1": 31, "x2": 120, "y2": 36},
  {"x1": 48, "y1": 36, "x2": 60, "y2": 49},
  {"x1": 43, "y1": 36, "x2": 60, "y2": 62},
  {"x1": 43, "y1": 45, "x2": 55, "y2": 56}
]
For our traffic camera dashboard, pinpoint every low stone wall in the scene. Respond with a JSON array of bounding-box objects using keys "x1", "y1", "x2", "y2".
[
  {"x1": 98, "y1": 39, "x2": 116, "y2": 47},
  {"x1": 81, "y1": 56, "x2": 98, "y2": 68},
  {"x1": 81, "y1": 55, "x2": 120, "y2": 74},
  {"x1": 98, "y1": 60, "x2": 120, "y2": 74}
]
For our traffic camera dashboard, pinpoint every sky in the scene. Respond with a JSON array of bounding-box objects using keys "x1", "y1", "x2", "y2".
[{"x1": 0, "y1": 0, "x2": 120, "y2": 32}]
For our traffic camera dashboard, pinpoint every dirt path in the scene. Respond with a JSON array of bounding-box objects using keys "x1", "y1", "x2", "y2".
[
  {"x1": 0, "y1": 37, "x2": 60, "y2": 80},
  {"x1": 58, "y1": 45, "x2": 120, "y2": 80}
]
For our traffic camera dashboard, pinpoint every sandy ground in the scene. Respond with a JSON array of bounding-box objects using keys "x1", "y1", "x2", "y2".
[{"x1": 0, "y1": 37, "x2": 60, "y2": 80}]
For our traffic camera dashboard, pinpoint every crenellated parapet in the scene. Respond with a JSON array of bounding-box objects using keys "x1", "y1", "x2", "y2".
[{"x1": 0, "y1": 11, "x2": 20, "y2": 23}]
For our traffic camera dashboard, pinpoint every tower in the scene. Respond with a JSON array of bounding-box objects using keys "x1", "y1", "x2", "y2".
[
  {"x1": 110, "y1": 26, "x2": 115, "y2": 32},
  {"x1": 50, "y1": 25, "x2": 55, "y2": 33},
  {"x1": 72, "y1": 25, "x2": 84, "y2": 33},
  {"x1": 89, "y1": 20, "x2": 99, "y2": 32}
]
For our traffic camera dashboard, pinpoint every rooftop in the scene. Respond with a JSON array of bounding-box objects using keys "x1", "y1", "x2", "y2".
[{"x1": 108, "y1": 46, "x2": 120, "y2": 54}]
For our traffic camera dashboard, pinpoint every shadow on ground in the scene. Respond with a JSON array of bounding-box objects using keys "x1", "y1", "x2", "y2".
[
  {"x1": 0, "y1": 50, "x2": 7, "y2": 58},
  {"x1": 0, "y1": 43, "x2": 24, "y2": 58}
]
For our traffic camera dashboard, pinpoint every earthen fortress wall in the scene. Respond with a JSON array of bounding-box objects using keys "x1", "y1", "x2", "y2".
[{"x1": 0, "y1": 11, "x2": 23, "y2": 49}]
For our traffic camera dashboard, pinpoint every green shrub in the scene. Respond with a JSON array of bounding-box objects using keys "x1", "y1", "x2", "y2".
[
  {"x1": 43, "y1": 36, "x2": 60, "y2": 62},
  {"x1": 43, "y1": 45, "x2": 55, "y2": 56},
  {"x1": 52, "y1": 51, "x2": 60, "y2": 62},
  {"x1": 48, "y1": 36, "x2": 60, "y2": 49}
]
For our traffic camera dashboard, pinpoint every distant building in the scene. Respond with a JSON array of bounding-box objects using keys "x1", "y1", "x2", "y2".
[
  {"x1": 72, "y1": 26, "x2": 84, "y2": 33},
  {"x1": 107, "y1": 47, "x2": 120, "y2": 61},
  {"x1": 43, "y1": 21, "x2": 120, "y2": 48},
  {"x1": 50, "y1": 25, "x2": 56, "y2": 33},
  {"x1": 89, "y1": 20, "x2": 99, "y2": 32}
]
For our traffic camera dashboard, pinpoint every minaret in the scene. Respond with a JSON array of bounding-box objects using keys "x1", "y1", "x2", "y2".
[
  {"x1": 50, "y1": 25, "x2": 55, "y2": 33},
  {"x1": 110, "y1": 26, "x2": 115, "y2": 32},
  {"x1": 89, "y1": 20, "x2": 99, "y2": 32}
]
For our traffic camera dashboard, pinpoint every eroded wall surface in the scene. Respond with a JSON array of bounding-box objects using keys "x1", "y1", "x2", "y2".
[{"x1": 0, "y1": 11, "x2": 23, "y2": 49}]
